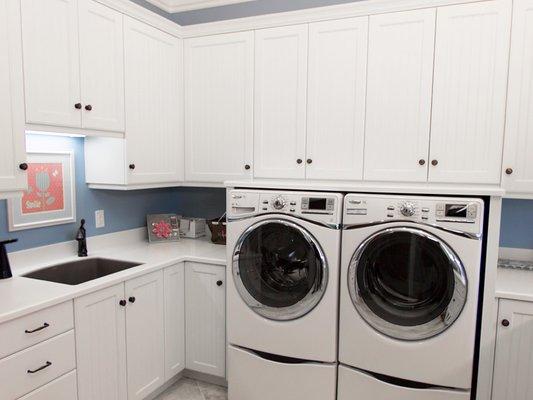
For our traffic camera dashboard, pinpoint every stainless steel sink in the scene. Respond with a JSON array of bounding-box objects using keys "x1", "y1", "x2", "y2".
[{"x1": 23, "y1": 258, "x2": 143, "y2": 285}]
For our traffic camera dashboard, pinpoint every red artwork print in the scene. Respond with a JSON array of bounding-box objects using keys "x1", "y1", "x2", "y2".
[
  {"x1": 21, "y1": 163, "x2": 65, "y2": 214},
  {"x1": 152, "y1": 220, "x2": 172, "y2": 239}
]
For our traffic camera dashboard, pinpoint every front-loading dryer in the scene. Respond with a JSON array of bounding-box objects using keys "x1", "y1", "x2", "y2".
[
  {"x1": 226, "y1": 189, "x2": 342, "y2": 400},
  {"x1": 338, "y1": 194, "x2": 484, "y2": 398}
]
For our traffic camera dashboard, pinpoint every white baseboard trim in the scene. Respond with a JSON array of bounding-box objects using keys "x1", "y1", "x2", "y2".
[
  {"x1": 183, "y1": 369, "x2": 228, "y2": 387},
  {"x1": 145, "y1": 372, "x2": 184, "y2": 400},
  {"x1": 499, "y1": 247, "x2": 533, "y2": 261}
]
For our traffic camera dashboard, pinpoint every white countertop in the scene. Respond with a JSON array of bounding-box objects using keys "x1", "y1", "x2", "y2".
[
  {"x1": 0, "y1": 229, "x2": 226, "y2": 324},
  {"x1": 496, "y1": 267, "x2": 533, "y2": 302}
]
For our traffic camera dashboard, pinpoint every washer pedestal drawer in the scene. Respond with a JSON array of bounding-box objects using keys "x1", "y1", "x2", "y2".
[
  {"x1": 228, "y1": 345, "x2": 337, "y2": 400},
  {"x1": 338, "y1": 365, "x2": 470, "y2": 400}
]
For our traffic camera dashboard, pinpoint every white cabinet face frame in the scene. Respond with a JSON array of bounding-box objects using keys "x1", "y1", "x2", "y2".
[
  {"x1": 185, "y1": 31, "x2": 254, "y2": 183},
  {"x1": 164, "y1": 263, "x2": 185, "y2": 380},
  {"x1": 21, "y1": 0, "x2": 81, "y2": 128},
  {"x1": 79, "y1": 0, "x2": 125, "y2": 132},
  {"x1": 306, "y1": 17, "x2": 368, "y2": 181},
  {"x1": 253, "y1": 24, "x2": 309, "y2": 179},
  {"x1": 363, "y1": 8, "x2": 436, "y2": 183},
  {"x1": 429, "y1": 0, "x2": 511, "y2": 184},
  {"x1": 501, "y1": 0, "x2": 533, "y2": 195},
  {"x1": 0, "y1": 0, "x2": 26, "y2": 194}
]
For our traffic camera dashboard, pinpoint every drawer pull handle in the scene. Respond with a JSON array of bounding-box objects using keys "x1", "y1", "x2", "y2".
[
  {"x1": 25, "y1": 322, "x2": 50, "y2": 334},
  {"x1": 27, "y1": 361, "x2": 52, "y2": 374}
]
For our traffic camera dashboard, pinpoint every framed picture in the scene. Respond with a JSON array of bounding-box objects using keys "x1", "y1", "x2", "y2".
[{"x1": 8, "y1": 152, "x2": 76, "y2": 231}]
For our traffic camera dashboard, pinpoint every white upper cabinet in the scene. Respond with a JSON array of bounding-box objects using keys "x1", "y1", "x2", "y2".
[
  {"x1": 79, "y1": 0, "x2": 125, "y2": 132},
  {"x1": 21, "y1": 0, "x2": 81, "y2": 129},
  {"x1": 364, "y1": 9, "x2": 436, "y2": 182},
  {"x1": 429, "y1": 0, "x2": 511, "y2": 184},
  {"x1": 306, "y1": 17, "x2": 368, "y2": 181},
  {"x1": 0, "y1": 0, "x2": 26, "y2": 195},
  {"x1": 185, "y1": 32, "x2": 254, "y2": 183},
  {"x1": 124, "y1": 16, "x2": 183, "y2": 185},
  {"x1": 501, "y1": 0, "x2": 533, "y2": 196},
  {"x1": 254, "y1": 25, "x2": 308, "y2": 179}
]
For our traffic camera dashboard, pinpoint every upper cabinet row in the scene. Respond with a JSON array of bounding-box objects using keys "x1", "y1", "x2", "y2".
[{"x1": 185, "y1": 0, "x2": 513, "y2": 185}]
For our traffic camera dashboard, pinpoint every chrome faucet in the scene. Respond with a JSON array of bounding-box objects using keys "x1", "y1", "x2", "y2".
[
  {"x1": 0, "y1": 239, "x2": 17, "y2": 279},
  {"x1": 76, "y1": 219, "x2": 88, "y2": 257}
]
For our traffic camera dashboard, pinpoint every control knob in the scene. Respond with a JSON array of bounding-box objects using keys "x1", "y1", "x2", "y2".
[
  {"x1": 399, "y1": 202, "x2": 416, "y2": 217},
  {"x1": 272, "y1": 196, "x2": 287, "y2": 210}
]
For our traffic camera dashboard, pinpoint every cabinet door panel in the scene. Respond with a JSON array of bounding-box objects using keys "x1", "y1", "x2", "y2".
[
  {"x1": 79, "y1": 0, "x2": 125, "y2": 132},
  {"x1": 254, "y1": 25, "x2": 308, "y2": 179},
  {"x1": 364, "y1": 9, "x2": 435, "y2": 182},
  {"x1": 164, "y1": 263, "x2": 185, "y2": 381},
  {"x1": 307, "y1": 17, "x2": 368, "y2": 181},
  {"x1": 125, "y1": 270, "x2": 165, "y2": 400},
  {"x1": 124, "y1": 17, "x2": 182, "y2": 184},
  {"x1": 501, "y1": 0, "x2": 533, "y2": 195},
  {"x1": 185, "y1": 263, "x2": 226, "y2": 378},
  {"x1": 21, "y1": 0, "x2": 81, "y2": 128},
  {"x1": 492, "y1": 299, "x2": 533, "y2": 400},
  {"x1": 429, "y1": 0, "x2": 511, "y2": 183},
  {"x1": 0, "y1": 0, "x2": 26, "y2": 194},
  {"x1": 75, "y1": 284, "x2": 127, "y2": 400},
  {"x1": 185, "y1": 32, "x2": 253, "y2": 183}
]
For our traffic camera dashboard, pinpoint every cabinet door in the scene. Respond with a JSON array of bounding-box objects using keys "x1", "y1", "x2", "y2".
[
  {"x1": 492, "y1": 299, "x2": 533, "y2": 400},
  {"x1": 429, "y1": 0, "x2": 511, "y2": 183},
  {"x1": 0, "y1": 0, "x2": 26, "y2": 194},
  {"x1": 185, "y1": 32, "x2": 254, "y2": 183},
  {"x1": 185, "y1": 262, "x2": 226, "y2": 378},
  {"x1": 75, "y1": 284, "x2": 127, "y2": 400},
  {"x1": 501, "y1": 0, "x2": 533, "y2": 195},
  {"x1": 21, "y1": 0, "x2": 81, "y2": 128},
  {"x1": 124, "y1": 17, "x2": 182, "y2": 185},
  {"x1": 364, "y1": 9, "x2": 435, "y2": 182},
  {"x1": 254, "y1": 25, "x2": 308, "y2": 179},
  {"x1": 164, "y1": 263, "x2": 185, "y2": 381},
  {"x1": 306, "y1": 17, "x2": 368, "y2": 181},
  {"x1": 125, "y1": 270, "x2": 165, "y2": 400},
  {"x1": 79, "y1": 0, "x2": 125, "y2": 132}
]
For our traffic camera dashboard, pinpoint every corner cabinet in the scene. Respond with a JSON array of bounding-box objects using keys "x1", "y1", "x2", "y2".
[
  {"x1": 85, "y1": 18, "x2": 183, "y2": 189},
  {"x1": 492, "y1": 299, "x2": 533, "y2": 399},
  {"x1": 501, "y1": 0, "x2": 533, "y2": 197},
  {"x1": 0, "y1": 0, "x2": 27, "y2": 197},
  {"x1": 184, "y1": 32, "x2": 254, "y2": 183}
]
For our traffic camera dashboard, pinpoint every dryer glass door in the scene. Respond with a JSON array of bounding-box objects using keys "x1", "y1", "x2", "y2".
[
  {"x1": 348, "y1": 227, "x2": 467, "y2": 340},
  {"x1": 233, "y1": 219, "x2": 328, "y2": 321}
]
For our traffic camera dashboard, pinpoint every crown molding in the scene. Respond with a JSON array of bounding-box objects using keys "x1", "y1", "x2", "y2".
[{"x1": 144, "y1": 0, "x2": 256, "y2": 13}]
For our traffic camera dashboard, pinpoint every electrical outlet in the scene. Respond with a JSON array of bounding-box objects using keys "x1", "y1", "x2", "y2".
[{"x1": 95, "y1": 210, "x2": 105, "y2": 229}]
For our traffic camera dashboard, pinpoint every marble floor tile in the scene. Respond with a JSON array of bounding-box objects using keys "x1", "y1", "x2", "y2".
[{"x1": 155, "y1": 378, "x2": 228, "y2": 400}]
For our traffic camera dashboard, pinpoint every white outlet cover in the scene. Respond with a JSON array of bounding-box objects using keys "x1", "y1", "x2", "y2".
[{"x1": 95, "y1": 210, "x2": 105, "y2": 229}]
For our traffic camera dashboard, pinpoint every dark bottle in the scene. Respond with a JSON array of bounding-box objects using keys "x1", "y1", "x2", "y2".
[
  {"x1": 76, "y1": 219, "x2": 88, "y2": 257},
  {"x1": 0, "y1": 239, "x2": 18, "y2": 279}
]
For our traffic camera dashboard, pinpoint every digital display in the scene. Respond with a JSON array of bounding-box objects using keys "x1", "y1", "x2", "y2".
[
  {"x1": 309, "y1": 198, "x2": 327, "y2": 210},
  {"x1": 445, "y1": 204, "x2": 467, "y2": 218}
]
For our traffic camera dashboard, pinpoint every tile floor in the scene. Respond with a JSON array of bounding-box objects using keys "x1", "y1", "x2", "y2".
[{"x1": 155, "y1": 378, "x2": 227, "y2": 400}]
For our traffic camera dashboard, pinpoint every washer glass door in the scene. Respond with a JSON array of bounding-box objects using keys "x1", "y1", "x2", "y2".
[
  {"x1": 233, "y1": 219, "x2": 328, "y2": 321},
  {"x1": 348, "y1": 227, "x2": 467, "y2": 340}
]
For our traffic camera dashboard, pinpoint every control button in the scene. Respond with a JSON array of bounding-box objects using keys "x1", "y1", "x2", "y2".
[
  {"x1": 290, "y1": 202, "x2": 297, "y2": 206},
  {"x1": 290, "y1": 209, "x2": 296, "y2": 212},
  {"x1": 327, "y1": 198, "x2": 335, "y2": 205},
  {"x1": 387, "y1": 214, "x2": 394, "y2": 218},
  {"x1": 422, "y1": 216, "x2": 429, "y2": 220},
  {"x1": 422, "y1": 208, "x2": 429, "y2": 213},
  {"x1": 262, "y1": 207, "x2": 267, "y2": 211},
  {"x1": 436, "y1": 203, "x2": 445, "y2": 211},
  {"x1": 349, "y1": 200, "x2": 361, "y2": 205},
  {"x1": 467, "y1": 204, "x2": 478, "y2": 219},
  {"x1": 348, "y1": 208, "x2": 367, "y2": 215},
  {"x1": 262, "y1": 200, "x2": 269, "y2": 204},
  {"x1": 327, "y1": 205, "x2": 334, "y2": 211},
  {"x1": 436, "y1": 210, "x2": 444, "y2": 217},
  {"x1": 387, "y1": 206, "x2": 395, "y2": 211}
]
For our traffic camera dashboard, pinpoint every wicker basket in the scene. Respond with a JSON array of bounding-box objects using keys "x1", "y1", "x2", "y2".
[{"x1": 207, "y1": 218, "x2": 227, "y2": 245}]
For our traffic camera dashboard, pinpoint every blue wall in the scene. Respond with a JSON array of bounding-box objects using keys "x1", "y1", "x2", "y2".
[
  {"x1": 500, "y1": 199, "x2": 533, "y2": 249},
  {"x1": 0, "y1": 135, "x2": 225, "y2": 252}
]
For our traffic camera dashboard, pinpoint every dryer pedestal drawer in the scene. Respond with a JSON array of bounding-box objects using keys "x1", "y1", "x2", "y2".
[
  {"x1": 18, "y1": 370, "x2": 77, "y2": 400},
  {"x1": 228, "y1": 345, "x2": 337, "y2": 400},
  {"x1": 0, "y1": 330, "x2": 76, "y2": 399},
  {"x1": 337, "y1": 365, "x2": 470, "y2": 400}
]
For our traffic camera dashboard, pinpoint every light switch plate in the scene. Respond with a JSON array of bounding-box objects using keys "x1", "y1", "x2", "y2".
[{"x1": 95, "y1": 210, "x2": 105, "y2": 229}]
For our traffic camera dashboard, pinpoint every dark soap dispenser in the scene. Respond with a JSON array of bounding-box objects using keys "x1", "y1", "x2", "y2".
[{"x1": 0, "y1": 239, "x2": 18, "y2": 280}]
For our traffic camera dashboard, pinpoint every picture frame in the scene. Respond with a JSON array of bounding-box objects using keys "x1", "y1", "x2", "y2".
[{"x1": 8, "y1": 152, "x2": 76, "y2": 231}]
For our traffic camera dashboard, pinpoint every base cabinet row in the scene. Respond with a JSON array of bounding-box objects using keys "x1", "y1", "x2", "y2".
[{"x1": 75, "y1": 262, "x2": 225, "y2": 400}]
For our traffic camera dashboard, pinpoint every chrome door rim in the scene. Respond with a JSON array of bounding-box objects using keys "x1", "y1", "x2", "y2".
[
  {"x1": 348, "y1": 227, "x2": 468, "y2": 341},
  {"x1": 232, "y1": 218, "x2": 329, "y2": 321}
]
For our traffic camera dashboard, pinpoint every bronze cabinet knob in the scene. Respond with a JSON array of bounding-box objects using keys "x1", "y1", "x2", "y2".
[
  {"x1": 85, "y1": 104, "x2": 92, "y2": 111},
  {"x1": 244, "y1": 164, "x2": 251, "y2": 170},
  {"x1": 431, "y1": 160, "x2": 439, "y2": 166},
  {"x1": 505, "y1": 168, "x2": 513, "y2": 175},
  {"x1": 502, "y1": 319, "x2": 510, "y2": 327},
  {"x1": 419, "y1": 159, "x2": 426, "y2": 166},
  {"x1": 129, "y1": 164, "x2": 135, "y2": 170},
  {"x1": 296, "y1": 159, "x2": 303, "y2": 164},
  {"x1": 19, "y1": 163, "x2": 28, "y2": 171},
  {"x1": 306, "y1": 159, "x2": 313, "y2": 164},
  {"x1": 74, "y1": 103, "x2": 82, "y2": 109}
]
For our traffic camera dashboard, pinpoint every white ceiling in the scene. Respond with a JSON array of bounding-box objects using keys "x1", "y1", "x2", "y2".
[{"x1": 144, "y1": 0, "x2": 257, "y2": 13}]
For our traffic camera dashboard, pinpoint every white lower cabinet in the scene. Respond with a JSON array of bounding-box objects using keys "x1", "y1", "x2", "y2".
[
  {"x1": 492, "y1": 299, "x2": 533, "y2": 400},
  {"x1": 18, "y1": 370, "x2": 77, "y2": 400},
  {"x1": 185, "y1": 262, "x2": 226, "y2": 378},
  {"x1": 164, "y1": 263, "x2": 185, "y2": 381}
]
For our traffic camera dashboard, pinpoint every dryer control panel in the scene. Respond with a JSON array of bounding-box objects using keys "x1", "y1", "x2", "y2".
[{"x1": 344, "y1": 194, "x2": 484, "y2": 236}]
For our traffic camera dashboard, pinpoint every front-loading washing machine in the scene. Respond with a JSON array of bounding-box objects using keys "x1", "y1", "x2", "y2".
[
  {"x1": 338, "y1": 194, "x2": 485, "y2": 400},
  {"x1": 226, "y1": 189, "x2": 342, "y2": 400}
]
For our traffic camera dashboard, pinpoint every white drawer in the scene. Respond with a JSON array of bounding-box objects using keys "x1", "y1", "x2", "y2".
[
  {"x1": 228, "y1": 345, "x2": 337, "y2": 400},
  {"x1": 0, "y1": 330, "x2": 76, "y2": 400},
  {"x1": 0, "y1": 301, "x2": 73, "y2": 359},
  {"x1": 337, "y1": 365, "x2": 470, "y2": 400},
  {"x1": 18, "y1": 370, "x2": 77, "y2": 400}
]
